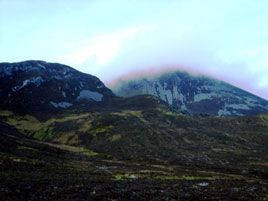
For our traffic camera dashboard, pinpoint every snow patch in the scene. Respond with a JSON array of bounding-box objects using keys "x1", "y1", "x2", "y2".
[
  {"x1": 12, "y1": 76, "x2": 44, "y2": 92},
  {"x1": 172, "y1": 85, "x2": 186, "y2": 110},
  {"x1": 218, "y1": 103, "x2": 250, "y2": 116},
  {"x1": 226, "y1": 104, "x2": 250, "y2": 110},
  {"x1": 198, "y1": 182, "x2": 209, "y2": 187},
  {"x1": 62, "y1": 91, "x2": 66, "y2": 98},
  {"x1": 0, "y1": 66, "x2": 13, "y2": 77},
  {"x1": 194, "y1": 93, "x2": 217, "y2": 102},
  {"x1": 155, "y1": 81, "x2": 173, "y2": 105},
  {"x1": 48, "y1": 68, "x2": 57, "y2": 73},
  {"x1": 97, "y1": 83, "x2": 105, "y2": 89},
  {"x1": 50, "y1": 101, "x2": 73, "y2": 108},
  {"x1": 62, "y1": 68, "x2": 73, "y2": 78},
  {"x1": 203, "y1": 84, "x2": 229, "y2": 91},
  {"x1": 54, "y1": 75, "x2": 63, "y2": 80},
  {"x1": 218, "y1": 108, "x2": 231, "y2": 116},
  {"x1": 64, "y1": 73, "x2": 73, "y2": 79},
  {"x1": 244, "y1": 97, "x2": 259, "y2": 107},
  {"x1": 37, "y1": 63, "x2": 46, "y2": 69},
  {"x1": 141, "y1": 82, "x2": 156, "y2": 95},
  {"x1": 0, "y1": 62, "x2": 46, "y2": 78},
  {"x1": 77, "y1": 90, "x2": 103, "y2": 101},
  {"x1": 62, "y1": 68, "x2": 70, "y2": 74},
  {"x1": 233, "y1": 111, "x2": 244, "y2": 116}
]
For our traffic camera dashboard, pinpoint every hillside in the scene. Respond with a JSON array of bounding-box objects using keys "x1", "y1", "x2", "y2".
[
  {"x1": 2, "y1": 95, "x2": 268, "y2": 166},
  {"x1": 1, "y1": 96, "x2": 268, "y2": 200}
]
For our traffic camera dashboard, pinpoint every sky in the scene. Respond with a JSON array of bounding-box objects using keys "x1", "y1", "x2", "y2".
[{"x1": 1, "y1": 0, "x2": 268, "y2": 100}]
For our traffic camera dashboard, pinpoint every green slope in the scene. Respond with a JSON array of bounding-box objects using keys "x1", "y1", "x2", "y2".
[{"x1": 1, "y1": 95, "x2": 268, "y2": 168}]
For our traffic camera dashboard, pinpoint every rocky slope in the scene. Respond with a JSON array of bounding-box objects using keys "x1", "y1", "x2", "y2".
[
  {"x1": 0, "y1": 60, "x2": 115, "y2": 112},
  {"x1": 112, "y1": 70, "x2": 268, "y2": 116}
]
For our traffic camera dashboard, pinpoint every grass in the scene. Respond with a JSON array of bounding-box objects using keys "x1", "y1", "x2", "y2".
[
  {"x1": 112, "y1": 173, "x2": 215, "y2": 180},
  {"x1": 181, "y1": 175, "x2": 215, "y2": 180},
  {"x1": 90, "y1": 125, "x2": 113, "y2": 136},
  {"x1": 0, "y1": 110, "x2": 13, "y2": 117},
  {"x1": 3, "y1": 112, "x2": 115, "y2": 142},
  {"x1": 148, "y1": 175, "x2": 215, "y2": 180},
  {"x1": 78, "y1": 120, "x2": 92, "y2": 132},
  {"x1": 6, "y1": 115, "x2": 42, "y2": 131},
  {"x1": 112, "y1": 110, "x2": 143, "y2": 117},
  {"x1": 155, "y1": 107, "x2": 176, "y2": 116},
  {"x1": 3, "y1": 113, "x2": 93, "y2": 141},
  {"x1": 44, "y1": 113, "x2": 91, "y2": 126},
  {"x1": 28, "y1": 127, "x2": 55, "y2": 140},
  {"x1": 261, "y1": 114, "x2": 268, "y2": 122},
  {"x1": 5, "y1": 113, "x2": 91, "y2": 130},
  {"x1": 52, "y1": 131, "x2": 77, "y2": 144},
  {"x1": 111, "y1": 134, "x2": 121, "y2": 142},
  {"x1": 50, "y1": 144, "x2": 99, "y2": 156},
  {"x1": 151, "y1": 164, "x2": 174, "y2": 171},
  {"x1": 153, "y1": 175, "x2": 181, "y2": 180},
  {"x1": 113, "y1": 173, "x2": 137, "y2": 180},
  {"x1": 17, "y1": 146, "x2": 39, "y2": 152}
]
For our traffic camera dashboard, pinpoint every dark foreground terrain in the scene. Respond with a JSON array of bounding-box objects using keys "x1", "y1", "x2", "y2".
[
  {"x1": 1, "y1": 125, "x2": 268, "y2": 201},
  {"x1": 1, "y1": 96, "x2": 268, "y2": 200}
]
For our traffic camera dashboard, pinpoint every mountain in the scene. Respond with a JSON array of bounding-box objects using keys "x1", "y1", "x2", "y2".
[
  {"x1": 1, "y1": 61, "x2": 268, "y2": 200},
  {"x1": 111, "y1": 70, "x2": 268, "y2": 116},
  {"x1": 0, "y1": 60, "x2": 115, "y2": 112}
]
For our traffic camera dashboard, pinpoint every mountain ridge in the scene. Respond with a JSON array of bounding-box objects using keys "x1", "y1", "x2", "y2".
[
  {"x1": 111, "y1": 70, "x2": 268, "y2": 116},
  {"x1": 0, "y1": 60, "x2": 115, "y2": 112}
]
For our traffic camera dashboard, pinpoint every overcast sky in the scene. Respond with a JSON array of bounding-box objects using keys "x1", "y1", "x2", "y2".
[{"x1": 1, "y1": 0, "x2": 268, "y2": 100}]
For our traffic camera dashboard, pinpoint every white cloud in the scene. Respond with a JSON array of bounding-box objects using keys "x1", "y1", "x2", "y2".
[
  {"x1": 239, "y1": 46, "x2": 268, "y2": 58},
  {"x1": 59, "y1": 39, "x2": 120, "y2": 66},
  {"x1": 265, "y1": 60, "x2": 268, "y2": 67},
  {"x1": 58, "y1": 26, "x2": 147, "y2": 67},
  {"x1": 259, "y1": 77, "x2": 268, "y2": 88}
]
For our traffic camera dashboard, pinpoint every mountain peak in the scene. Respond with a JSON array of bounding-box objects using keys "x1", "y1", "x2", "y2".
[
  {"x1": 111, "y1": 70, "x2": 268, "y2": 116},
  {"x1": 0, "y1": 61, "x2": 115, "y2": 112}
]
